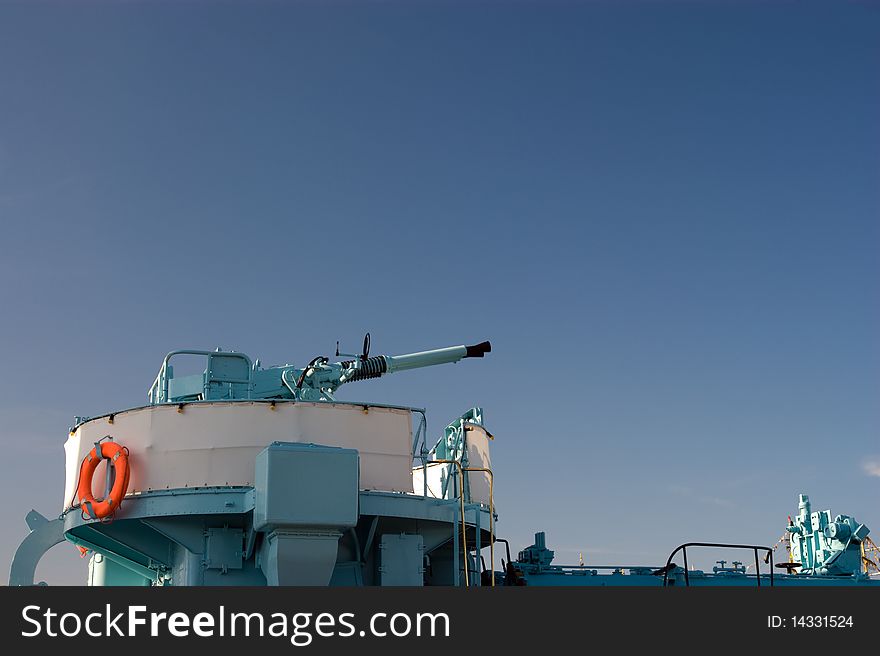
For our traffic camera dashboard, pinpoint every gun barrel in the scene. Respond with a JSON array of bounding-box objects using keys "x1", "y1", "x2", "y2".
[
  {"x1": 342, "y1": 341, "x2": 490, "y2": 384},
  {"x1": 387, "y1": 341, "x2": 490, "y2": 373}
]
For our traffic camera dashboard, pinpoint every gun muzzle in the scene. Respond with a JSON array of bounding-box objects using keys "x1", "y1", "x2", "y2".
[{"x1": 465, "y1": 341, "x2": 491, "y2": 358}]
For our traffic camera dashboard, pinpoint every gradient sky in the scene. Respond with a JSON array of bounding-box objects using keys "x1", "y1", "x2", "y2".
[{"x1": 1, "y1": 0, "x2": 878, "y2": 585}]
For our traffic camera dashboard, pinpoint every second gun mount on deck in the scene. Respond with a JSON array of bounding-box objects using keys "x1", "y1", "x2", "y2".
[
  {"x1": 786, "y1": 494, "x2": 871, "y2": 577},
  {"x1": 147, "y1": 335, "x2": 492, "y2": 404}
]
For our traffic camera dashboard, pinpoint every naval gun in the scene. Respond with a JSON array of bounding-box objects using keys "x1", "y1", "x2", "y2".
[
  {"x1": 148, "y1": 334, "x2": 491, "y2": 404},
  {"x1": 784, "y1": 494, "x2": 871, "y2": 577}
]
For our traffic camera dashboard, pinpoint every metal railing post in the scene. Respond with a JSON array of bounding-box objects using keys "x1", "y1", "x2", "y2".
[
  {"x1": 434, "y1": 459, "x2": 468, "y2": 587},
  {"x1": 463, "y1": 466, "x2": 495, "y2": 587},
  {"x1": 662, "y1": 542, "x2": 774, "y2": 587}
]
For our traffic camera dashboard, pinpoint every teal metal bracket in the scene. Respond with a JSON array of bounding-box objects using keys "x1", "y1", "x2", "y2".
[{"x1": 8, "y1": 510, "x2": 66, "y2": 586}]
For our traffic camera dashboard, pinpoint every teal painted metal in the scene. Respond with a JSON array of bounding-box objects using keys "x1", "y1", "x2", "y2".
[
  {"x1": 88, "y1": 554, "x2": 153, "y2": 586},
  {"x1": 510, "y1": 494, "x2": 876, "y2": 587},
  {"x1": 433, "y1": 407, "x2": 484, "y2": 463},
  {"x1": 11, "y1": 475, "x2": 493, "y2": 586},
  {"x1": 12, "y1": 336, "x2": 495, "y2": 586},
  {"x1": 428, "y1": 408, "x2": 487, "y2": 503},
  {"x1": 11, "y1": 335, "x2": 880, "y2": 589},
  {"x1": 146, "y1": 338, "x2": 491, "y2": 404},
  {"x1": 786, "y1": 494, "x2": 870, "y2": 577},
  {"x1": 8, "y1": 511, "x2": 65, "y2": 586},
  {"x1": 66, "y1": 533, "x2": 158, "y2": 583},
  {"x1": 516, "y1": 532, "x2": 556, "y2": 572},
  {"x1": 254, "y1": 443, "x2": 359, "y2": 531},
  {"x1": 254, "y1": 442, "x2": 360, "y2": 585},
  {"x1": 148, "y1": 350, "x2": 254, "y2": 404}
]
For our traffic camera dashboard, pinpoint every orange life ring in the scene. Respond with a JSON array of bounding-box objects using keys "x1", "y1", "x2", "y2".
[{"x1": 76, "y1": 440, "x2": 130, "y2": 519}]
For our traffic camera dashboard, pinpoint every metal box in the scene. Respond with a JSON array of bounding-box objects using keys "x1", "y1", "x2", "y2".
[{"x1": 254, "y1": 441, "x2": 359, "y2": 531}]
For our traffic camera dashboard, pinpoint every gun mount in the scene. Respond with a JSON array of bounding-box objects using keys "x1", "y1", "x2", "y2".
[
  {"x1": 147, "y1": 336, "x2": 491, "y2": 403},
  {"x1": 785, "y1": 494, "x2": 871, "y2": 577}
]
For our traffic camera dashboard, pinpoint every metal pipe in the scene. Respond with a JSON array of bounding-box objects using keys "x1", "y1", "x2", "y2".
[
  {"x1": 472, "y1": 503, "x2": 481, "y2": 584},
  {"x1": 434, "y1": 459, "x2": 469, "y2": 587},
  {"x1": 452, "y1": 504, "x2": 459, "y2": 586},
  {"x1": 421, "y1": 448, "x2": 428, "y2": 500},
  {"x1": 754, "y1": 548, "x2": 761, "y2": 588}
]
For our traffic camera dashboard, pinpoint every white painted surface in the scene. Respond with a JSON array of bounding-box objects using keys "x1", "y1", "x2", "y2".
[
  {"x1": 411, "y1": 425, "x2": 493, "y2": 505},
  {"x1": 464, "y1": 425, "x2": 493, "y2": 504},
  {"x1": 63, "y1": 402, "x2": 414, "y2": 509}
]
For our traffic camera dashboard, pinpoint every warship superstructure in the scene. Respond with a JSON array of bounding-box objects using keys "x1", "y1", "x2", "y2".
[{"x1": 8, "y1": 337, "x2": 879, "y2": 587}]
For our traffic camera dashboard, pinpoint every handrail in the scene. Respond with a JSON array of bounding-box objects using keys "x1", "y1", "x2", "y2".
[
  {"x1": 463, "y1": 466, "x2": 494, "y2": 587},
  {"x1": 149, "y1": 350, "x2": 253, "y2": 403},
  {"x1": 662, "y1": 542, "x2": 774, "y2": 587},
  {"x1": 495, "y1": 538, "x2": 512, "y2": 566},
  {"x1": 411, "y1": 411, "x2": 427, "y2": 458},
  {"x1": 433, "y1": 459, "x2": 468, "y2": 587}
]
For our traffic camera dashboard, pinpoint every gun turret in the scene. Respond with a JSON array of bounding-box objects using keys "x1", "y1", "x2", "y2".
[{"x1": 148, "y1": 338, "x2": 491, "y2": 404}]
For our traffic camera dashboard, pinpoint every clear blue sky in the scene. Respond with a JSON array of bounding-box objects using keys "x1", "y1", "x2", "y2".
[{"x1": 1, "y1": 0, "x2": 877, "y2": 584}]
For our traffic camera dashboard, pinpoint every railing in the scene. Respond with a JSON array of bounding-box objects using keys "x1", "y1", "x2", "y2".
[
  {"x1": 432, "y1": 459, "x2": 469, "y2": 587},
  {"x1": 463, "y1": 466, "x2": 495, "y2": 586},
  {"x1": 662, "y1": 542, "x2": 775, "y2": 587},
  {"x1": 410, "y1": 410, "x2": 497, "y2": 587},
  {"x1": 148, "y1": 350, "x2": 253, "y2": 404}
]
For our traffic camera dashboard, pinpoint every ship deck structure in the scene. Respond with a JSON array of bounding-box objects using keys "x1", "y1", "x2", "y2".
[{"x1": 8, "y1": 338, "x2": 878, "y2": 588}]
